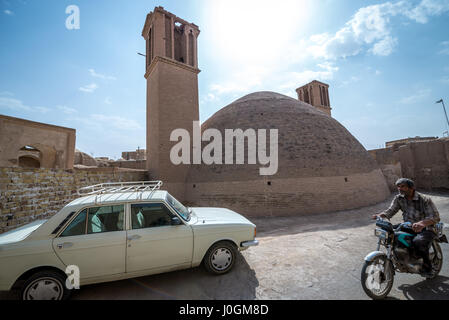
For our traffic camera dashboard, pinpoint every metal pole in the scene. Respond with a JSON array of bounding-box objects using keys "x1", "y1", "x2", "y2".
[
  {"x1": 442, "y1": 99, "x2": 449, "y2": 128},
  {"x1": 436, "y1": 99, "x2": 449, "y2": 133}
]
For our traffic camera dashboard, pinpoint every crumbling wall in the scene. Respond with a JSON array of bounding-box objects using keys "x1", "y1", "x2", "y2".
[
  {"x1": 0, "y1": 115, "x2": 76, "y2": 169},
  {"x1": 368, "y1": 148, "x2": 402, "y2": 192},
  {"x1": 0, "y1": 167, "x2": 148, "y2": 234},
  {"x1": 370, "y1": 138, "x2": 449, "y2": 191},
  {"x1": 112, "y1": 160, "x2": 146, "y2": 170}
]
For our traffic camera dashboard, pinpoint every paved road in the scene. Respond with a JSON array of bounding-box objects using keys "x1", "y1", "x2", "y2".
[{"x1": 2, "y1": 191, "x2": 449, "y2": 300}]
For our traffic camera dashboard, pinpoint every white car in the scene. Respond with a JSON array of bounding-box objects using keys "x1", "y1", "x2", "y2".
[{"x1": 0, "y1": 181, "x2": 258, "y2": 300}]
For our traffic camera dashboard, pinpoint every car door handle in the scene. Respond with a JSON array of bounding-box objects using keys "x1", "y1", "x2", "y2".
[
  {"x1": 127, "y1": 235, "x2": 141, "y2": 241},
  {"x1": 57, "y1": 242, "x2": 73, "y2": 249}
]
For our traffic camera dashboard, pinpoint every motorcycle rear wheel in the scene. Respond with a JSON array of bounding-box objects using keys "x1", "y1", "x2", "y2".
[
  {"x1": 361, "y1": 256, "x2": 394, "y2": 300},
  {"x1": 426, "y1": 240, "x2": 443, "y2": 280}
]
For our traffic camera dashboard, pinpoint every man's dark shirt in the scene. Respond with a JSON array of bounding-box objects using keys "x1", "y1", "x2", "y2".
[{"x1": 383, "y1": 191, "x2": 440, "y2": 233}]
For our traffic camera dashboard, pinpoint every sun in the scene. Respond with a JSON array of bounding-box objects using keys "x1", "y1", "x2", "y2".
[{"x1": 204, "y1": 0, "x2": 310, "y2": 65}]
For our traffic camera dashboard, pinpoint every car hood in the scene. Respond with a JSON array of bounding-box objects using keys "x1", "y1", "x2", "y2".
[
  {"x1": 0, "y1": 220, "x2": 47, "y2": 245},
  {"x1": 190, "y1": 207, "x2": 254, "y2": 226}
]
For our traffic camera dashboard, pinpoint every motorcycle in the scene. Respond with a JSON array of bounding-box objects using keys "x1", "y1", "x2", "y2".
[{"x1": 361, "y1": 217, "x2": 448, "y2": 300}]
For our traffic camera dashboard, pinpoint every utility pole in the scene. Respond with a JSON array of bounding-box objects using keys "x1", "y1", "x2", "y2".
[{"x1": 436, "y1": 99, "x2": 449, "y2": 134}]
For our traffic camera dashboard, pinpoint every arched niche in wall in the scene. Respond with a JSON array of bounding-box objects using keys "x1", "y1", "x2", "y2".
[{"x1": 18, "y1": 145, "x2": 41, "y2": 168}]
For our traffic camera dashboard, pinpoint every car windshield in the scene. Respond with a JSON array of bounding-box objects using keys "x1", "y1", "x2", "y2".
[{"x1": 165, "y1": 193, "x2": 190, "y2": 221}]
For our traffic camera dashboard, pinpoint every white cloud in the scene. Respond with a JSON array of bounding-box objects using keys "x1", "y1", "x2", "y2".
[
  {"x1": 370, "y1": 36, "x2": 398, "y2": 56},
  {"x1": 209, "y1": 66, "x2": 267, "y2": 95},
  {"x1": 69, "y1": 114, "x2": 142, "y2": 133},
  {"x1": 0, "y1": 96, "x2": 50, "y2": 113},
  {"x1": 0, "y1": 97, "x2": 31, "y2": 111},
  {"x1": 35, "y1": 106, "x2": 50, "y2": 114},
  {"x1": 337, "y1": 76, "x2": 361, "y2": 88},
  {"x1": 279, "y1": 63, "x2": 339, "y2": 91},
  {"x1": 438, "y1": 41, "x2": 449, "y2": 55},
  {"x1": 88, "y1": 69, "x2": 116, "y2": 81},
  {"x1": 202, "y1": 0, "x2": 449, "y2": 101},
  {"x1": 441, "y1": 76, "x2": 449, "y2": 85},
  {"x1": 308, "y1": 2, "x2": 402, "y2": 59},
  {"x1": 404, "y1": 0, "x2": 449, "y2": 23},
  {"x1": 399, "y1": 88, "x2": 431, "y2": 104},
  {"x1": 79, "y1": 83, "x2": 98, "y2": 93},
  {"x1": 57, "y1": 105, "x2": 77, "y2": 114},
  {"x1": 4, "y1": 9, "x2": 13, "y2": 15},
  {"x1": 200, "y1": 93, "x2": 217, "y2": 105},
  {"x1": 90, "y1": 114, "x2": 141, "y2": 130},
  {"x1": 308, "y1": 0, "x2": 449, "y2": 60}
]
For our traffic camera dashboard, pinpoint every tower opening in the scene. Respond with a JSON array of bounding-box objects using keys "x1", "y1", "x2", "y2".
[{"x1": 174, "y1": 23, "x2": 186, "y2": 64}]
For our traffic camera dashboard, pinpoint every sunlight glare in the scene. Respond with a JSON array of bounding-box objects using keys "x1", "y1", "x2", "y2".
[{"x1": 205, "y1": 0, "x2": 310, "y2": 66}]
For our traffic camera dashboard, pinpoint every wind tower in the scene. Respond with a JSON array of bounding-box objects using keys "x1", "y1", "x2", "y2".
[
  {"x1": 142, "y1": 6, "x2": 200, "y2": 200},
  {"x1": 296, "y1": 80, "x2": 332, "y2": 116}
]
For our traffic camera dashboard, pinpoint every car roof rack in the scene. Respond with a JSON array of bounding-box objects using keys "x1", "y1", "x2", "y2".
[{"x1": 77, "y1": 181, "x2": 163, "y2": 199}]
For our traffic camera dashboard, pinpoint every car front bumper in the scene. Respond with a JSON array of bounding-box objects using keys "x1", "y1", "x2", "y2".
[{"x1": 240, "y1": 240, "x2": 259, "y2": 248}]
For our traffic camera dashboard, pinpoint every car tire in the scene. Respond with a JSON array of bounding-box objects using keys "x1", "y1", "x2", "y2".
[
  {"x1": 21, "y1": 270, "x2": 71, "y2": 300},
  {"x1": 203, "y1": 241, "x2": 237, "y2": 275}
]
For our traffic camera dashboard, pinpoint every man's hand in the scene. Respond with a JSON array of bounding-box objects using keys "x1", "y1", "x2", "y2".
[
  {"x1": 372, "y1": 213, "x2": 386, "y2": 220},
  {"x1": 412, "y1": 220, "x2": 431, "y2": 233}
]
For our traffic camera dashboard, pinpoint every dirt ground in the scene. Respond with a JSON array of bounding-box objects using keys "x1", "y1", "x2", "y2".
[{"x1": 2, "y1": 190, "x2": 449, "y2": 300}]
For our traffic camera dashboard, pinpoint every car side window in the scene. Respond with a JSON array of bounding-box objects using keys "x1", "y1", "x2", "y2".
[
  {"x1": 60, "y1": 209, "x2": 87, "y2": 237},
  {"x1": 131, "y1": 203, "x2": 175, "y2": 229},
  {"x1": 87, "y1": 205, "x2": 125, "y2": 234}
]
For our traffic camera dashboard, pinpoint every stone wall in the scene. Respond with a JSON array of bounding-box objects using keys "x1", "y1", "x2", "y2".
[{"x1": 0, "y1": 167, "x2": 148, "y2": 234}]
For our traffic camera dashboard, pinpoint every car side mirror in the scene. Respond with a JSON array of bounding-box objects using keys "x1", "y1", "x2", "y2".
[{"x1": 171, "y1": 217, "x2": 182, "y2": 225}]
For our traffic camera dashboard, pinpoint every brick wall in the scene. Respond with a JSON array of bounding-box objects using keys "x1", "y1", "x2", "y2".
[
  {"x1": 0, "y1": 167, "x2": 148, "y2": 234},
  {"x1": 185, "y1": 169, "x2": 391, "y2": 217}
]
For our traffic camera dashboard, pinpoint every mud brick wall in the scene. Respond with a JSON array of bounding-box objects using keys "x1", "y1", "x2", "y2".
[
  {"x1": 0, "y1": 167, "x2": 148, "y2": 234},
  {"x1": 369, "y1": 138, "x2": 449, "y2": 191},
  {"x1": 368, "y1": 148, "x2": 402, "y2": 192},
  {"x1": 398, "y1": 138, "x2": 449, "y2": 190}
]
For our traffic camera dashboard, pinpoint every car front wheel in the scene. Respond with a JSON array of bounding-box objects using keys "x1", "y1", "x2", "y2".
[
  {"x1": 21, "y1": 270, "x2": 71, "y2": 300},
  {"x1": 203, "y1": 241, "x2": 237, "y2": 275}
]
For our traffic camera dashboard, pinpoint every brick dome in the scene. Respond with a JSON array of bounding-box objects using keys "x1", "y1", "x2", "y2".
[{"x1": 186, "y1": 91, "x2": 390, "y2": 217}]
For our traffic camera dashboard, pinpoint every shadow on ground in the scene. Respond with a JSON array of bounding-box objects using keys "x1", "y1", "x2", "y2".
[
  {"x1": 251, "y1": 194, "x2": 395, "y2": 238},
  {"x1": 1, "y1": 252, "x2": 258, "y2": 300},
  {"x1": 70, "y1": 251, "x2": 258, "y2": 300},
  {"x1": 252, "y1": 190, "x2": 449, "y2": 239},
  {"x1": 398, "y1": 276, "x2": 449, "y2": 300}
]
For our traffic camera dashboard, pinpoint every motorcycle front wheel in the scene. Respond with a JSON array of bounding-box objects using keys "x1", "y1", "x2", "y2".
[{"x1": 361, "y1": 256, "x2": 394, "y2": 300}]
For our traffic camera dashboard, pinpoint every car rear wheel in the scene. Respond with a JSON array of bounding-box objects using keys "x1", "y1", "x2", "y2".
[
  {"x1": 203, "y1": 241, "x2": 237, "y2": 275},
  {"x1": 21, "y1": 270, "x2": 71, "y2": 300}
]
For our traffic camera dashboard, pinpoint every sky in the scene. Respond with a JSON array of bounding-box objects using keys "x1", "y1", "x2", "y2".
[{"x1": 1, "y1": 0, "x2": 449, "y2": 159}]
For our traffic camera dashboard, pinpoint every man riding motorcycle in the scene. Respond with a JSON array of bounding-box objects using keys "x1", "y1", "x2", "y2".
[{"x1": 372, "y1": 178, "x2": 441, "y2": 278}]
